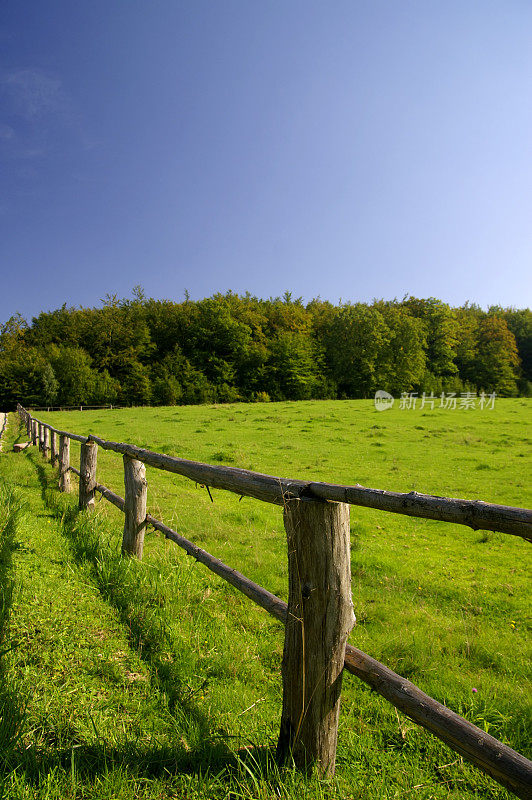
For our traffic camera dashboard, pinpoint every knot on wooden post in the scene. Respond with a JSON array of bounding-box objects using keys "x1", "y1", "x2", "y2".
[
  {"x1": 277, "y1": 498, "x2": 355, "y2": 777},
  {"x1": 122, "y1": 455, "x2": 148, "y2": 559}
]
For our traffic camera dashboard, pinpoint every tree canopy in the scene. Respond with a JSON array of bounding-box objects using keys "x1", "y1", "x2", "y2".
[{"x1": 0, "y1": 291, "x2": 528, "y2": 409}]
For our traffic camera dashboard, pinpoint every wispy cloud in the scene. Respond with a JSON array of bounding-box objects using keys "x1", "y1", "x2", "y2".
[
  {"x1": 0, "y1": 123, "x2": 15, "y2": 140},
  {"x1": 0, "y1": 67, "x2": 85, "y2": 165},
  {"x1": 2, "y1": 68, "x2": 65, "y2": 120}
]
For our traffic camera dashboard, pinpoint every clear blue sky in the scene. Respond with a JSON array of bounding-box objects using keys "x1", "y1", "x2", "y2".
[{"x1": 1, "y1": 0, "x2": 531, "y2": 324}]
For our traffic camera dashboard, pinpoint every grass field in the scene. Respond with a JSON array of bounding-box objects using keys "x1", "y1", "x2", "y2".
[{"x1": 0, "y1": 398, "x2": 530, "y2": 799}]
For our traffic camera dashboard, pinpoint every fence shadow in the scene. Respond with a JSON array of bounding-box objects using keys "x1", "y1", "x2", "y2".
[
  {"x1": 0, "y1": 484, "x2": 28, "y2": 773},
  {"x1": 7, "y1": 735, "x2": 266, "y2": 789},
  {"x1": 20, "y1": 451, "x2": 253, "y2": 784}
]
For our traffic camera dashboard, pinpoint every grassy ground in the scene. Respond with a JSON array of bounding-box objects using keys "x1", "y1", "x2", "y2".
[{"x1": 0, "y1": 398, "x2": 530, "y2": 798}]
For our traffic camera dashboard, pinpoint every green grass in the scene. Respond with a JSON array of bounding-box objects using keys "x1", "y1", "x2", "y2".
[{"x1": 0, "y1": 399, "x2": 530, "y2": 798}]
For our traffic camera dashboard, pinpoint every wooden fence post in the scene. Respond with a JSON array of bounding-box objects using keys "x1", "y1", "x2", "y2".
[
  {"x1": 276, "y1": 498, "x2": 355, "y2": 777},
  {"x1": 122, "y1": 456, "x2": 147, "y2": 559},
  {"x1": 79, "y1": 441, "x2": 98, "y2": 510},
  {"x1": 43, "y1": 426, "x2": 50, "y2": 460},
  {"x1": 59, "y1": 435, "x2": 71, "y2": 492},
  {"x1": 31, "y1": 420, "x2": 38, "y2": 447},
  {"x1": 38, "y1": 423, "x2": 44, "y2": 453},
  {"x1": 50, "y1": 430, "x2": 58, "y2": 467}
]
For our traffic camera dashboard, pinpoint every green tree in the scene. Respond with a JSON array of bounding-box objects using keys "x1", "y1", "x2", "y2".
[
  {"x1": 92, "y1": 370, "x2": 121, "y2": 405},
  {"x1": 491, "y1": 307, "x2": 532, "y2": 390},
  {"x1": 0, "y1": 348, "x2": 51, "y2": 408},
  {"x1": 402, "y1": 297, "x2": 458, "y2": 377},
  {"x1": 153, "y1": 344, "x2": 215, "y2": 405},
  {"x1": 267, "y1": 331, "x2": 322, "y2": 400},
  {"x1": 41, "y1": 362, "x2": 59, "y2": 405},
  {"x1": 373, "y1": 302, "x2": 426, "y2": 394},
  {"x1": 321, "y1": 304, "x2": 390, "y2": 397},
  {"x1": 475, "y1": 316, "x2": 520, "y2": 395},
  {"x1": 0, "y1": 313, "x2": 28, "y2": 353},
  {"x1": 454, "y1": 304, "x2": 482, "y2": 386},
  {"x1": 48, "y1": 346, "x2": 96, "y2": 405},
  {"x1": 115, "y1": 358, "x2": 152, "y2": 406},
  {"x1": 151, "y1": 374, "x2": 182, "y2": 406}
]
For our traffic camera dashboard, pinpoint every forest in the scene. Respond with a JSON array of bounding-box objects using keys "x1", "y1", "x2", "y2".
[{"x1": 0, "y1": 289, "x2": 530, "y2": 409}]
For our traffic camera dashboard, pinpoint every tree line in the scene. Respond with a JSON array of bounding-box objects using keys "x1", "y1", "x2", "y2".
[{"x1": 0, "y1": 289, "x2": 530, "y2": 410}]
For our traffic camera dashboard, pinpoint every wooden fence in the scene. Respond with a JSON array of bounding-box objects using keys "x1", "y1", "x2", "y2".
[
  {"x1": 14, "y1": 404, "x2": 532, "y2": 797},
  {"x1": 29, "y1": 404, "x2": 120, "y2": 412}
]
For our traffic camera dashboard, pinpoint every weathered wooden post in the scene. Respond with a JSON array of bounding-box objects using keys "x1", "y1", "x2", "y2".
[
  {"x1": 42, "y1": 426, "x2": 50, "y2": 460},
  {"x1": 276, "y1": 498, "x2": 355, "y2": 776},
  {"x1": 38, "y1": 423, "x2": 44, "y2": 453},
  {"x1": 122, "y1": 456, "x2": 147, "y2": 559},
  {"x1": 79, "y1": 440, "x2": 98, "y2": 511},
  {"x1": 50, "y1": 430, "x2": 58, "y2": 467},
  {"x1": 59, "y1": 435, "x2": 71, "y2": 492},
  {"x1": 31, "y1": 420, "x2": 38, "y2": 447}
]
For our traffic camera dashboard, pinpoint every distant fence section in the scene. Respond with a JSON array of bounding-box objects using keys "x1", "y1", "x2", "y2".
[
  {"x1": 29, "y1": 404, "x2": 121, "y2": 412},
  {"x1": 14, "y1": 404, "x2": 532, "y2": 798}
]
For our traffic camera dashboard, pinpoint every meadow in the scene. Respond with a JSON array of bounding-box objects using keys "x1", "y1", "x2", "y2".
[{"x1": 0, "y1": 398, "x2": 530, "y2": 799}]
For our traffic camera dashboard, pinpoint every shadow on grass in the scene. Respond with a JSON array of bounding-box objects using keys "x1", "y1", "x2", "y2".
[
  {"x1": 10, "y1": 734, "x2": 279, "y2": 789},
  {"x1": 0, "y1": 483, "x2": 27, "y2": 772},
  {"x1": 23, "y1": 451, "x2": 259, "y2": 784}
]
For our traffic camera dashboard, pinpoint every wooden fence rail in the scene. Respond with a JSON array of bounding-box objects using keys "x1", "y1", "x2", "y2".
[
  {"x1": 14, "y1": 404, "x2": 532, "y2": 797},
  {"x1": 30, "y1": 404, "x2": 120, "y2": 412},
  {"x1": 20, "y1": 420, "x2": 532, "y2": 540}
]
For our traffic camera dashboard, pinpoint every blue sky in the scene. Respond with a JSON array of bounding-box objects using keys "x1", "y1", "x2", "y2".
[{"x1": 1, "y1": 0, "x2": 531, "y2": 324}]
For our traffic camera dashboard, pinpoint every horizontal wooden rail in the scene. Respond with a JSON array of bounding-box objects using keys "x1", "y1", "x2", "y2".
[
  {"x1": 27, "y1": 416, "x2": 531, "y2": 540},
  {"x1": 53, "y1": 427, "x2": 88, "y2": 443},
  {"x1": 342, "y1": 648, "x2": 532, "y2": 799},
  {"x1": 95, "y1": 482, "x2": 125, "y2": 512},
  {"x1": 71, "y1": 472, "x2": 125, "y2": 513},
  {"x1": 145, "y1": 513, "x2": 288, "y2": 621},
  {"x1": 88, "y1": 436, "x2": 531, "y2": 541},
  {"x1": 78, "y1": 474, "x2": 532, "y2": 798},
  {"x1": 30, "y1": 404, "x2": 119, "y2": 412}
]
